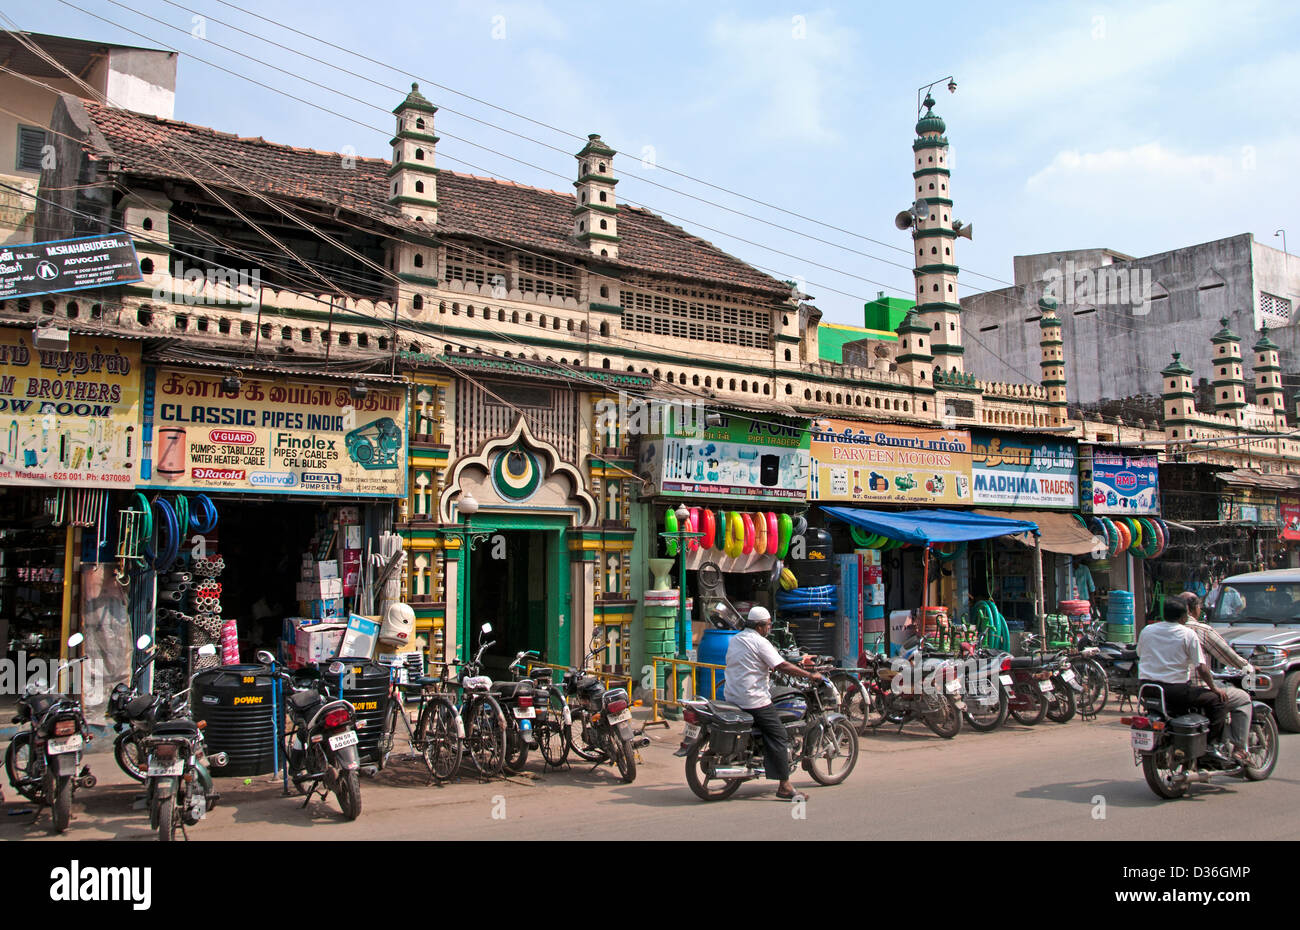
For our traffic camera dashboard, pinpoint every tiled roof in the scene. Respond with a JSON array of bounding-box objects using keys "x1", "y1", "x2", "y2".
[{"x1": 73, "y1": 98, "x2": 789, "y2": 297}]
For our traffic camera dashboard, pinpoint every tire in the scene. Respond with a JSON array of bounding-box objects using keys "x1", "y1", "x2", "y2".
[
  {"x1": 466, "y1": 698, "x2": 506, "y2": 777},
  {"x1": 1077, "y1": 659, "x2": 1109, "y2": 716},
  {"x1": 859, "y1": 686, "x2": 889, "y2": 732},
  {"x1": 377, "y1": 700, "x2": 400, "y2": 769},
  {"x1": 1274, "y1": 670, "x2": 1300, "y2": 733},
  {"x1": 1010, "y1": 686, "x2": 1049, "y2": 726},
  {"x1": 538, "y1": 697, "x2": 570, "y2": 768},
  {"x1": 156, "y1": 794, "x2": 176, "y2": 841},
  {"x1": 1046, "y1": 679, "x2": 1077, "y2": 723},
  {"x1": 830, "y1": 674, "x2": 866, "y2": 732},
  {"x1": 286, "y1": 741, "x2": 310, "y2": 796},
  {"x1": 335, "y1": 769, "x2": 362, "y2": 820},
  {"x1": 1243, "y1": 713, "x2": 1279, "y2": 781},
  {"x1": 964, "y1": 686, "x2": 1009, "y2": 732},
  {"x1": 567, "y1": 709, "x2": 604, "y2": 762},
  {"x1": 503, "y1": 722, "x2": 530, "y2": 775},
  {"x1": 804, "y1": 719, "x2": 859, "y2": 785},
  {"x1": 607, "y1": 732, "x2": 637, "y2": 783},
  {"x1": 684, "y1": 736, "x2": 742, "y2": 802},
  {"x1": 419, "y1": 700, "x2": 463, "y2": 783},
  {"x1": 1141, "y1": 749, "x2": 1189, "y2": 799},
  {"x1": 4, "y1": 732, "x2": 42, "y2": 803},
  {"x1": 114, "y1": 731, "x2": 148, "y2": 783},
  {"x1": 51, "y1": 774, "x2": 72, "y2": 834},
  {"x1": 923, "y1": 696, "x2": 963, "y2": 738}
]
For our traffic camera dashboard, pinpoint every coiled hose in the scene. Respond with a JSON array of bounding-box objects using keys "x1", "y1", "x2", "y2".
[
  {"x1": 150, "y1": 496, "x2": 181, "y2": 572},
  {"x1": 972, "y1": 599, "x2": 1011, "y2": 653},
  {"x1": 775, "y1": 584, "x2": 838, "y2": 612},
  {"x1": 191, "y1": 493, "x2": 218, "y2": 533}
]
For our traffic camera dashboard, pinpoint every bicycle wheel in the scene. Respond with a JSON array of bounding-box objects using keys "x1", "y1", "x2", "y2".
[
  {"x1": 466, "y1": 697, "x2": 506, "y2": 777},
  {"x1": 831, "y1": 673, "x2": 869, "y2": 733},
  {"x1": 538, "y1": 695, "x2": 570, "y2": 767},
  {"x1": 418, "y1": 699, "x2": 463, "y2": 783},
  {"x1": 1077, "y1": 659, "x2": 1109, "y2": 715},
  {"x1": 377, "y1": 698, "x2": 400, "y2": 769},
  {"x1": 567, "y1": 708, "x2": 605, "y2": 762}
]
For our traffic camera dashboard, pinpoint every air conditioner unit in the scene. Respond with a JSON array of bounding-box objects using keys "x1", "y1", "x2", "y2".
[{"x1": 32, "y1": 325, "x2": 70, "y2": 351}]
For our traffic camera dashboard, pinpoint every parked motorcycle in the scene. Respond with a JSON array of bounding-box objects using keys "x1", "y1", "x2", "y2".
[
  {"x1": 258, "y1": 650, "x2": 363, "y2": 820},
  {"x1": 1126, "y1": 670, "x2": 1279, "y2": 799},
  {"x1": 562, "y1": 629, "x2": 646, "y2": 782},
  {"x1": 108, "y1": 634, "x2": 171, "y2": 782},
  {"x1": 496, "y1": 650, "x2": 539, "y2": 774},
  {"x1": 680, "y1": 660, "x2": 857, "y2": 801},
  {"x1": 511, "y1": 651, "x2": 572, "y2": 768},
  {"x1": 4, "y1": 633, "x2": 96, "y2": 833},
  {"x1": 851, "y1": 641, "x2": 966, "y2": 738},
  {"x1": 1020, "y1": 634, "x2": 1081, "y2": 724},
  {"x1": 144, "y1": 643, "x2": 225, "y2": 841},
  {"x1": 958, "y1": 645, "x2": 1012, "y2": 732}
]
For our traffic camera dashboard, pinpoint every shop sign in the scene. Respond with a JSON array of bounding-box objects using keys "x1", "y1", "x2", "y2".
[
  {"x1": 1281, "y1": 501, "x2": 1300, "y2": 540},
  {"x1": 970, "y1": 432, "x2": 1077, "y2": 508},
  {"x1": 141, "y1": 368, "x2": 407, "y2": 497},
  {"x1": 1082, "y1": 450, "x2": 1159, "y2": 514},
  {"x1": 638, "y1": 409, "x2": 810, "y2": 501},
  {"x1": 0, "y1": 236, "x2": 142, "y2": 301},
  {"x1": 808, "y1": 419, "x2": 973, "y2": 505},
  {"x1": 0, "y1": 330, "x2": 139, "y2": 487}
]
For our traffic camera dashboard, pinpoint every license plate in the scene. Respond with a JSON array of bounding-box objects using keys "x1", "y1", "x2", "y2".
[
  {"x1": 1131, "y1": 729, "x2": 1155, "y2": 751},
  {"x1": 944, "y1": 679, "x2": 961, "y2": 693},
  {"x1": 1061, "y1": 669, "x2": 1076, "y2": 682},
  {"x1": 513, "y1": 707, "x2": 536, "y2": 719},
  {"x1": 328, "y1": 730, "x2": 359, "y2": 750},
  {"x1": 47, "y1": 734, "x2": 82, "y2": 755},
  {"x1": 148, "y1": 759, "x2": 183, "y2": 777},
  {"x1": 607, "y1": 710, "x2": 632, "y2": 726},
  {"x1": 1038, "y1": 680, "x2": 1054, "y2": 692},
  {"x1": 999, "y1": 675, "x2": 1013, "y2": 686},
  {"x1": 684, "y1": 723, "x2": 700, "y2": 740}
]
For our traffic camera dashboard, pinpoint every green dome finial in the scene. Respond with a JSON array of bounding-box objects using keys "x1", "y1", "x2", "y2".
[{"x1": 915, "y1": 94, "x2": 946, "y2": 136}]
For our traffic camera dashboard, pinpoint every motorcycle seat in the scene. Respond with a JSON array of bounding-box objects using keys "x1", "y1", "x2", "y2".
[
  {"x1": 704, "y1": 700, "x2": 754, "y2": 726},
  {"x1": 490, "y1": 681, "x2": 532, "y2": 698},
  {"x1": 126, "y1": 694, "x2": 156, "y2": 719},
  {"x1": 24, "y1": 694, "x2": 59, "y2": 718},
  {"x1": 289, "y1": 690, "x2": 323, "y2": 712},
  {"x1": 1008, "y1": 657, "x2": 1039, "y2": 669},
  {"x1": 152, "y1": 718, "x2": 199, "y2": 738}
]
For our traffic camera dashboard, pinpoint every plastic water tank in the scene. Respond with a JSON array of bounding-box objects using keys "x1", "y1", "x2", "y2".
[
  {"x1": 695, "y1": 629, "x2": 737, "y2": 699},
  {"x1": 192, "y1": 664, "x2": 278, "y2": 777}
]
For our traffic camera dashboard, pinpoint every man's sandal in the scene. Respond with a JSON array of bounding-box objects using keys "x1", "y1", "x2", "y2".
[{"x1": 775, "y1": 789, "x2": 807, "y2": 802}]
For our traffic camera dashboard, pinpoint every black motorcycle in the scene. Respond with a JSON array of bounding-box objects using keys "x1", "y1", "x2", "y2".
[
  {"x1": 510, "y1": 650, "x2": 571, "y2": 768},
  {"x1": 562, "y1": 629, "x2": 645, "y2": 783},
  {"x1": 496, "y1": 650, "x2": 539, "y2": 775},
  {"x1": 3, "y1": 633, "x2": 96, "y2": 834},
  {"x1": 1019, "y1": 633, "x2": 1081, "y2": 724},
  {"x1": 257, "y1": 650, "x2": 363, "y2": 820},
  {"x1": 679, "y1": 659, "x2": 857, "y2": 801},
  {"x1": 108, "y1": 634, "x2": 173, "y2": 782},
  {"x1": 854, "y1": 641, "x2": 966, "y2": 738},
  {"x1": 1126, "y1": 670, "x2": 1279, "y2": 799}
]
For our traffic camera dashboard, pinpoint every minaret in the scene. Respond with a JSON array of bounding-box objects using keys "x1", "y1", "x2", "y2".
[
  {"x1": 573, "y1": 134, "x2": 620, "y2": 259},
  {"x1": 895, "y1": 310, "x2": 933, "y2": 383},
  {"x1": 1038, "y1": 295, "x2": 1067, "y2": 427},
  {"x1": 1253, "y1": 325, "x2": 1286, "y2": 419},
  {"x1": 1161, "y1": 352, "x2": 1196, "y2": 439},
  {"x1": 387, "y1": 83, "x2": 440, "y2": 223},
  {"x1": 912, "y1": 94, "x2": 963, "y2": 374},
  {"x1": 1211, "y1": 317, "x2": 1247, "y2": 425}
]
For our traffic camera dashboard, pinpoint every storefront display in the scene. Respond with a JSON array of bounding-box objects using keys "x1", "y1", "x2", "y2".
[{"x1": 809, "y1": 420, "x2": 973, "y2": 505}]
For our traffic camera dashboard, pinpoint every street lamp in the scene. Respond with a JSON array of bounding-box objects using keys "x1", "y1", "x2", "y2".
[
  {"x1": 434, "y1": 491, "x2": 492, "y2": 662},
  {"x1": 917, "y1": 74, "x2": 957, "y2": 117}
]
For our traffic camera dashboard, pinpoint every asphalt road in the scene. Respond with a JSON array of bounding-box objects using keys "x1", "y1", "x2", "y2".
[{"x1": 4, "y1": 705, "x2": 1298, "y2": 841}]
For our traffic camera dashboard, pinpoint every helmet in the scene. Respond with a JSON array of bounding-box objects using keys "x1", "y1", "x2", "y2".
[
  {"x1": 745, "y1": 606, "x2": 772, "y2": 628},
  {"x1": 379, "y1": 602, "x2": 416, "y2": 645}
]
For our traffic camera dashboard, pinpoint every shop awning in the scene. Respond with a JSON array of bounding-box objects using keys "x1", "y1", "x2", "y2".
[
  {"x1": 974, "y1": 509, "x2": 1102, "y2": 556},
  {"x1": 820, "y1": 506, "x2": 1039, "y2": 545}
]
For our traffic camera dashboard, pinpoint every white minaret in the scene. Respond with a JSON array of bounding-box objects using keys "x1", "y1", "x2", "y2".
[
  {"x1": 573, "y1": 134, "x2": 620, "y2": 259},
  {"x1": 911, "y1": 93, "x2": 963, "y2": 376},
  {"x1": 388, "y1": 83, "x2": 440, "y2": 223},
  {"x1": 1254, "y1": 325, "x2": 1286, "y2": 420}
]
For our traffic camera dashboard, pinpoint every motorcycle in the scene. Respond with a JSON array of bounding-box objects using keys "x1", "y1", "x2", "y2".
[
  {"x1": 958, "y1": 645, "x2": 1012, "y2": 732},
  {"x1": 1020, "y1": 633, "x2": 1081, "y2": 724},
  {"x1": 851, "y1": 639, "x2": 966, "y2": 738},
  {"x1": 4, "y1": 633, "x2": 96, "y2": 834},
  {"x1": 495, "y1": 650, "x2": 539, "y2": 775},
  {"x1": 108, "y1": 634, "x2": 174, "y2": 782},
  {"x1": 144, "y1": 643, "x2": 225, "y2": 841},
  {"x1": 562, "y1": 629, "x2": 646, "y2": 783},
  {"x1": 510, "y1": 650, "x2": 572, "y2": 768},
  {"x1": 1126, "y1": 670, "x2": 1279, "y2": 799},
  {"x1": 258, "y1": 650, "x2": 363, "y2": 820},
  {"x1": 679, "y1": 658, "x2": 858, "y2": 801}
]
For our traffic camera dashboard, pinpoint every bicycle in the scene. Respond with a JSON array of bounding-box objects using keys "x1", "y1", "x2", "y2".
[
  {"x1": 444, "y1": 623, "x2": 508, "y2": 778},
  {"x1": 376, "y1": 661, "x2": 464, "y2": 784}
]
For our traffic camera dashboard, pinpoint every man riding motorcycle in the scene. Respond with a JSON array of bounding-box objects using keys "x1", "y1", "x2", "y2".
[
  {"x1": 723, "y1": 606, "x2": 823, "y2": 802},
  {"x1": 1181, "y1": 591, "x2": 1254, "y2": 763},
  {"x1": 1136, "y1": 595, "x2": 1230, "y2": 758}
]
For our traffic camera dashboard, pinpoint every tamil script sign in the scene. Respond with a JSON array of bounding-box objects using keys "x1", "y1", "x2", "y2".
[
  {"x1": 970, "y1": 432, "x2": 1078, "y2": 509},
  {"x1": 141, "y1": 368, "x2": 407, "y2": 498},
  {"x1": 0, "y1": 236, "x2": 143, "y2": 301},
  {"x1": 809, "y1": 420, "x2": 973, "y2": 505},
  {"x1": 0, "y1": 331, "x2": 140, "y2": 487}
]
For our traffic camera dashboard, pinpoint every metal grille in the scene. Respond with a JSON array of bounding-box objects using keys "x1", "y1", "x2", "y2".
[
  {"x1": 618, "y1": 274, "x2": 772, "y2": 349},
  {"x1": 455, "y1": 378, "x2": 577, "y2": 463}
]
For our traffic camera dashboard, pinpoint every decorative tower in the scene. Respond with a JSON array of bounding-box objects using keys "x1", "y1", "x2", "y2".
[
  {"x1": 1211, "y1": 317, "x2": 1247, "y2": 425},
  {"x1": 573, "y1": 134, "x2": 620, "y2": 259},
  {"x1": 911, "y1": 94, "x2": 963, "y2": 374},
  {"x1": 1161, "y1": 352, "x2": 1196, "y2": 440},
  {"x1": 895, "y1": 310, "x2": 933, "y2": 384},
  {"x1": 1253, "y1": 325, "x2": 1286, "y2": 419},
  {"x1": 1038, "y1": 295, "x2": 1068, "y2": 427},
  {"x1": 387, "y1": 83, "x2": 440, "y2": 223}
]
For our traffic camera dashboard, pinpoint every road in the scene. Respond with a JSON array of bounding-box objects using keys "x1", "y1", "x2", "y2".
[{"x1": 4, "y1": 705, "x2": 1298, "y2": 841}]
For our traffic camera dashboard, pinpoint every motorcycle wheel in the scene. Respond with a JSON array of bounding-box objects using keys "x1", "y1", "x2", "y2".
[
  {"x1": 1141, "y1": 749, "x2": 1190, "y2": 799},
  {"x1": 335, "y1": 769, "x2": 362, "y2": 820},
  {"x1": 4, "y1": 732, "x2": 42, "y2": 803},
  {"x1": 923, "y1": 696, "x2": 963, "y2": 739},
  {"x1": 286, "y1": 740, "x2": 310, "y2": 796},
  {"x1": 1010, "y1": 687, "x2": 1049, "y2": 726},
  {"x1": 804, "y1": 719, "x2": 858, "y2": 785},
  {"x1": 1243, "y1": 713, "x2": 1279, "y2": 781},
  {"x1": 964, "y1": 687, "x2": 1009, "y2": 732},
  {"x1": 419, "y1": 700, "x2": 463, "y2": 783},
  {"x1": 684, "y1": 737, "x2": 741, "y2": 802},
  {"x1": 156, "y1": 794, "x2": 176, "y2": 841},
  {"x1": 466, "y1": 699, "x2": 506, "y2": 777},
  {"x1": 51, "y1": 774, "x2": 72, "y2": 834},
  {"x1": 114, "y1": 731, "x2": 148, "y2": 783},
  {"x1": 608, "y1": 733, "x2": 637, "y2": 783},
  {"x1": 1077, "y1": 659, "x2": 1109, "y2": 716},
  {"x1": 567, "y1": 709, "x2": 604, "y2": 762},
  {"x1": 503, "y1": 723, "x2": 530, "y2": 775},
  {"x1": 1046, "y1": 681, "x2": 1077, "y2": 723}
]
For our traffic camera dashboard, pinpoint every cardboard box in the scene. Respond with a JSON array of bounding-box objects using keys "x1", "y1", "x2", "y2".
[
  {"x1": 339, "y1": 614, "x2": 381, "y2": 659},
  {"x1": 301, "y1": 559, "x2": 340, "y2": 581},
  {"x1": 293, "y1": 623, "x2": 346, "y2": 665},
  {"x1": 301, "y1": 598, "x2": 346, "y2": 620},
  {"x1": 335, "y1": 506, "x2": 360, "y2": 525},
  {"x1": 297, "y1": 578, "x2": 344, "y2": 600}
]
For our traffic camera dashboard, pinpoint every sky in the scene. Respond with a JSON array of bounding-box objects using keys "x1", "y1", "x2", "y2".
[{"x1": 17, "y1": 0, "x2": 1300, "y2": 330}]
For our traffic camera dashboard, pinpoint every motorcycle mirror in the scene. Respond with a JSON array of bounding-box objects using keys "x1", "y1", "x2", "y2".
[
  {"x1": 66, "y1": 632, "x2": 84, "y2": 648},
  {"x1": 481, "y1": 622, "x2": 493, "y2": 635},
  {"x1": 136, "y1": 634, "x2": 152, "y2": 650},
  {"x1": 255, "y1": 649, "x2": 276, "y2": 665}
]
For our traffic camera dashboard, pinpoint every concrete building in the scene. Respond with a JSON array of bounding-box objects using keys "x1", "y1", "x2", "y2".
[
  {"x1": 0, "y1": 31, "x2": 176, "y2": 243},
  {"x1": 960, "y1": 234, "x2": 1300, "y2": 410}
]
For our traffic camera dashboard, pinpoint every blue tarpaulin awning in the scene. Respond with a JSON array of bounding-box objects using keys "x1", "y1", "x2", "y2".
[{"x1": 820, "y1": 506, "x2": 1040, "y2": 545}]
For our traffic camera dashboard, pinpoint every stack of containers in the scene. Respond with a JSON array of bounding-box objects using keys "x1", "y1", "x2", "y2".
[
  {"x1": 298, "y1": 558, "x2": 344, "y2": 619},
  {"x1": 860, "y1": 548, "x2": 886, "y2": 654},
  {"x1": 643, "y1": 588, "x2": 690, "y2": 714},
  {"x1": 1107, "y1": 590, "x2": 1135, "y2": 643}
]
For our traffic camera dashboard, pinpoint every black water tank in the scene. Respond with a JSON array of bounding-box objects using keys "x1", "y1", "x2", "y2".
[
  {"x1": 192, "y1": 664, "x2": 278, "y2": 777},
  {"x1": 327, "y1": 659, "x2": 391, "y2": 766},
  {"x1": 786, "y1": 613, "x2": 838, "y2": 656}
]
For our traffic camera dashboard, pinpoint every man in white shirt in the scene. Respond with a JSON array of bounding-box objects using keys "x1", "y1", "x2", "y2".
[
  {"x1": 1136, "y1": 595, "x2": 1229, "y2": 749},
  {"x1": 724, "y1": 606, "x2": 823, "y2": 801}
]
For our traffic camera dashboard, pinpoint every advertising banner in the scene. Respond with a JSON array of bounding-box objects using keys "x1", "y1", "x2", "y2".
[
  {"x1": 142, "y1": 368, "x2": 407, "y2": 497},
  {"x1": 1281, "y1": 501, "x2": 1300, "y2": 540},
  {"x1": 0, "y1": 236, "x2": 143, "y2": 301},
  {"x1": 809, "y1": 419, "x2": 973, "y2": 505},
  {"x1": 970, "y1": 431, "x2": 1078, "y2": 509},
  {"x1": 0, "y1": 330, "x2": 139, "y2": 487},
  {"x1": 638, "y1": 409, "x2": 810, "y2": 501},
  {"x1": 1084, "y1": 450, "x2": 1159, "y2": 515}
]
